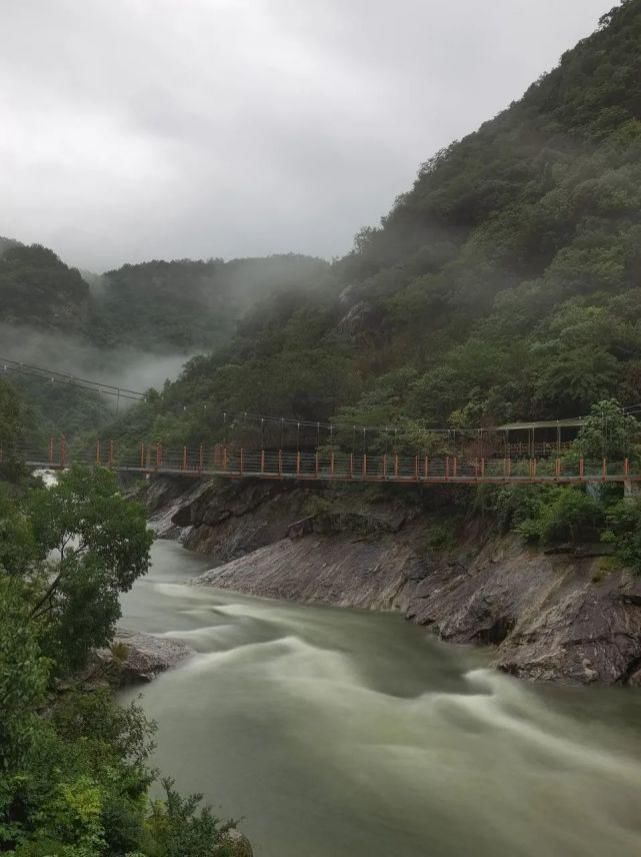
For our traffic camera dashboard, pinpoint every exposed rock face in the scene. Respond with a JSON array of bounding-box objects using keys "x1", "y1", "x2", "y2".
[
  {"x1": 91, "y1": 629, "x2": 194, "y2": 686},
  {"x1": 152, "y1": 476, "x2": 641, "y2": 686}
]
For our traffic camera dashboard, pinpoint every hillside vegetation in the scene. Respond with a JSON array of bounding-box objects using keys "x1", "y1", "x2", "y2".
[{"x1": 107, "y1": 0, "x2": 641, "y2": 448}]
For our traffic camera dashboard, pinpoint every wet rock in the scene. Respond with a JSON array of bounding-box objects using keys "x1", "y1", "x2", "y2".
[
  {"x1": 90, "y1": 629, "x2": 194, "y2": 686},
  {"x1": 216, "y1": 828, "x2": 253, "y2": 856}
]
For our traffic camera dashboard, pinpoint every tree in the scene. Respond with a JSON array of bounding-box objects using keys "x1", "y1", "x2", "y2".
[
  {"x1": 575, "y1": 399, "x2": 640, "y2": 460},
  {"x1": 17, "y1": 466, "x2": 153, "y2": 672},
  {"x1": 0, "y1": 379, "x2": 30, "y2": 480}
]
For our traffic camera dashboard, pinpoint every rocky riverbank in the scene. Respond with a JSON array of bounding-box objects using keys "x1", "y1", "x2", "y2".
[
  {"x1": 85, "y1": 629, "x2": 194, "y2": 688},
  {"x1": 146, "y1": 475, "x2": 641, "y2": 687}
]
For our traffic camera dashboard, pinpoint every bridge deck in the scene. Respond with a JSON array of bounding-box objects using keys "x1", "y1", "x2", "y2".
[{"x1": 18, "y1": 444, "x2": 641, "y2": 485}]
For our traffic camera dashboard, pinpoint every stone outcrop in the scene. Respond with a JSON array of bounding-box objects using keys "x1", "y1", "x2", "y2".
[
  {"x1": 90, "y1": 629, "x2": 194, "y2": 686},
  {"x1": 216, "y1": 828, "x2": 253, "y2": 857}
]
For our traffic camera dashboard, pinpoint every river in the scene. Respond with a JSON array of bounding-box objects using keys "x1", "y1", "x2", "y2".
[{"x1": 120, "y1": 540, "x2": 641, "y2": 857}]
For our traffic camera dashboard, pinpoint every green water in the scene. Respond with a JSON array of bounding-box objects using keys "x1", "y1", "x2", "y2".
[{"x1": 120, "y1": 540, "x2": 641, "y2": 857}]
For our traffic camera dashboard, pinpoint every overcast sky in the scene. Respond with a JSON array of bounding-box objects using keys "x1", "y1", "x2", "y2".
[{"x1": 1, "y1": 0, "x2": 612, "y2": 271}]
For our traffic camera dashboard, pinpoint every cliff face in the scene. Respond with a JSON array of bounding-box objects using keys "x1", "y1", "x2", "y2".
[{"x1": 148, "y1": 476, "x2": 641, "y2": 687}]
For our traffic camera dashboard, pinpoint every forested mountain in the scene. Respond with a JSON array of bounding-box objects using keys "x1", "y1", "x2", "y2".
[
  {"x1": 0, "y1": 238, "x2": 329, "y2": 354},
  {"x1": 0, "y1": 241, "x2": 89, "y2": 331},
  {"x1": 109, "y1": 0, "x2": 641, "y2": 446},
  {"x1": 90, "y1": 254, "x2": 330, "y2": 351}
]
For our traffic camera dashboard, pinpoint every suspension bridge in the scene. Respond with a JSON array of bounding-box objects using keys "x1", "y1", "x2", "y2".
[
  {"x1": 4, "y1": 357, "x2": 641, "y2": 486},
  {"x1": 10, "y1": 436, "x2": 641, "y2": 486}
]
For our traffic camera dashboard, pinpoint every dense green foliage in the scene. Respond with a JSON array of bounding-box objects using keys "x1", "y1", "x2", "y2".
[
  {"x1": 0, "y1": 467, "x2": 236, "y2": 855},
  {"x1": 0, "y1": 244, "x2": 88, "y2": 332},
  {"x1": 91, "y1": 254, "x2": 330, "y2": 352},
  {"x1": 104, "y1": 1, "x2": 641, "y2": 449}
]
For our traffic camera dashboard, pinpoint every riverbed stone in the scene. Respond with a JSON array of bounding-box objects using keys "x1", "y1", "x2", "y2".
[{"x1": 90, "y1": 629, "x2": 194, "y2": 686}]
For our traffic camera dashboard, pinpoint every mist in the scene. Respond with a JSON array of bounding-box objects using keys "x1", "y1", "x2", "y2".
[{"x1": 0, "y1": 323, "x2": 190, "y2": 396}]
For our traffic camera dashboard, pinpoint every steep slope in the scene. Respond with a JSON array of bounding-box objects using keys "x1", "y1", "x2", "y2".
[{"x1": 114, "y1": 0, "x2": 641, "y2": 446}]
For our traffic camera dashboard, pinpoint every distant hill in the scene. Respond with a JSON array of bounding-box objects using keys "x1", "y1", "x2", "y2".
[
  {"x1": 90, "y1": 254, "x2": 330, "y2": 352},
  {"x1": 0, "y1": 240, "x2": 89, "y2": 332}
]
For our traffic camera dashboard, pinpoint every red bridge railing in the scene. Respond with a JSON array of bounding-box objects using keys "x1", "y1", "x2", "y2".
[{"x1": 9, "y1": 437, "x2": 640, "y2": 484}]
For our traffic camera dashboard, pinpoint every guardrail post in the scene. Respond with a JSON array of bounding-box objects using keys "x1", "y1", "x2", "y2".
[
  {"x1": 481, "y1": 458, "x2": 485, "y2": 478},
  {"x1": 383, "y1": 454, "x2": 387, "y2": 479},
  {"x1": 261, "y1": 449, "x2": 265, "y2": 474},
  {"x1": 156, "y1": 443, "x2": 162, "y2": 469},
  {"x1": 330, "y1": 452, "x2": 335, "y2": 477},
  {"x1": 453, "y1": 457, "x2": 458, "y2": 478},
  {"x1": 446, "y1": 456, "x2": 450, "y2": 481},
  {"x1": 424, "y1": 456, "x2": 429, "y2": 480},
  {"x1": 350, "y1": 453, "x2": 354, "y2": 479},
  {"x1": 60, "y1": 436, "x2": 66, "y2": 468},
  {"x1": 182, "y1": 446, "x2": 187, "y2": 471},
  {"x1": 414, "y1": 455, "x2": 419, "y2": 481},
  {"x1": 278, "y1": 449, "x2": 282, "y2": 477},
  {"x1": 240, "y1": 448, "x2": 244, "y2": 476},
  {"x1": 48, "y1": 436, "x2": 54, "y2": 465},
  {"x1": 199, "y1": 444, "x2": 204, "y2": 473},
  {"x1": 394, "y1": 455, "x2": 399, "y2": 478},
  {"x1": 140, "y1": 442, "x2": 145, "y2": 469},
  {"x1": 223, "y1": 447, "x2": 228, "y2": 471},
  {"x1": 579, "y1": 458, "x2": 584, "y2": 480},
  {"x1": 109, "y1": 440, "x2": 114, "y2": 468},
  {"x1": 95, "y1": 439, "x2": 100, "y2": 465},
  {"x1": 296, "y1": 451, "x2": 301, "y2": 477},
  {"x1": 602, "y1": 458, "x2": 607, "y2": 482},
  {"x1": 625, "y1": 458, "x2": 630, "y2": 477},
  {"x1": 362, "y1": 453, "x2": 367, "y2": 479},
  {"x1": 315, "y1": 451, "x2": 319, "y2": 477}
]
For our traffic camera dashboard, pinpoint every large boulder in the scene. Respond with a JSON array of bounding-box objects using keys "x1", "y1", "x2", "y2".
[
  {"x1": 216, "y1": 828, "x2": 253, "y2": 856},
  {"x1": 90, "y1": 629, "x2": 194, "y2": 686}
]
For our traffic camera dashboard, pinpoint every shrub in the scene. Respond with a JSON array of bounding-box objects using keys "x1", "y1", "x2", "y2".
[
  {"x1": 602, "y1": 499, "x2": 641, "y2": 575},
  {"x1": 515, "y1": 487, "x2": 604, "y2": 544}
]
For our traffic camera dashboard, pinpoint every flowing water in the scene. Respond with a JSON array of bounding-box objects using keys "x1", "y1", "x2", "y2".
[{"x1": 120, "y1": 540, "x2": 641, "y2": 857}]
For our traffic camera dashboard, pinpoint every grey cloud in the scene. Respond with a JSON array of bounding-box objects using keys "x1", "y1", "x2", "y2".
[{"x1": 0, "y1": 0, "x2": 611, "y2": 270}]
